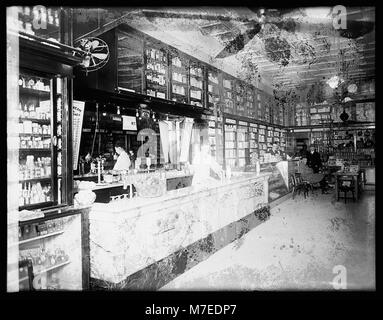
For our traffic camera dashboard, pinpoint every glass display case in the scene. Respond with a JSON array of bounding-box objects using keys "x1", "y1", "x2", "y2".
[
  {"x1": 17, "y1": 73, "x2": 65, "y2": 211},
  {"x1": 249, "y1": 123, "x2": 259, "y2": 162},
  {"x1": 237, "y1": 122, "x2": 249, "y2": 168},
  {"x1": 258, "y1": 125, "x2": 267, "y2": 163},
  {"x1": 145, "y1": 44, "x2": 168, "y2": 100},
  {"x1": 222, "y1": 76, "x2": 234, "y2": 114},
  {"x1": 280, "y1": 129, "x2": 286, "y2": 152},
  {"x1": 16, "y1": 209, "x2": 86, "y2": 291},
  {"x1": 189, "y1": 62, "x2": 205, "y2": 108},
  {"x1": 224, "y1": 119, "x2": 237, "y2": 168},
  {"x1": 247, "y1": 88, "x2": 256, "y2": 118},
  {"x1": 207, "y1": 69, "x2": 220, "y2": 112},
  {"x1": 256, "y1": 92, "x2": 262, "y2": 121},
  {"x1": 235, "y1": 82, "x2": 245, "y2": 117},
  {"x1": 170, "y1": 55, "x2": 188, "y2": 104}
]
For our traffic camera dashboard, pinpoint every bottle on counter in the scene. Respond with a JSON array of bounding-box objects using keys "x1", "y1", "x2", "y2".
[{"x1": 256, "y1": 159, "x2": 260, "y2": 176}]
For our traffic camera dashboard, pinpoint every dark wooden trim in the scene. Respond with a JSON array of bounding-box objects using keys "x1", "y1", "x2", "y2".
[
  {"x1": 81, "y1": 208, "x2": 90, "y2": 290},
  {"x1": 18, "y1": 205, "x2": 91, "y2": 226}
]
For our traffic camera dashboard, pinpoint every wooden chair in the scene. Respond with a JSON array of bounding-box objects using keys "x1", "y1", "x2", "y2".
[
  {"x1": 292, "y1": 173, "x2": 310, "y2": 198},
  {"x1": 337, "y1": 176, "x2": 355, "y2": 203}
]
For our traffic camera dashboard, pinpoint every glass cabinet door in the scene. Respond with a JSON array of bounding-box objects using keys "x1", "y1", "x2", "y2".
[
  {"x1": 18, "y1": 71, "x2": 54, "y2": 210},
  {"x1": 17, "y1": 71, "x2": 65, "y2": 211}
]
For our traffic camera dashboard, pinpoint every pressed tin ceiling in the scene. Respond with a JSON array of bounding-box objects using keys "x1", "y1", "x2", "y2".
[{"x1": 75, "y1": 7, "x2": 375, "y2": 95}]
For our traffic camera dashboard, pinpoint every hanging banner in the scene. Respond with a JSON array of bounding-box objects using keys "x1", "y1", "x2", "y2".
[{"x1": 72, "y1": 100, "x2": 85, "y2": 170}]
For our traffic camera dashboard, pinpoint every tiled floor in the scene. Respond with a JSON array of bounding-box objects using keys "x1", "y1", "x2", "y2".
[{"x1": 160, "y1": 189, "x2": 375, "y2": 291}]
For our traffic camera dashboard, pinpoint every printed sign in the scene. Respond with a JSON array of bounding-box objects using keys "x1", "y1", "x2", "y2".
[
  {"x1": 72, "y1": 100, "x2": 85, "y2": 170},
  {"x1": 122, "y1": 115, "x2": 137, "y2": 131},
  {"x1": 225, "y1": 118, "x2": 236, "y2": 124}
]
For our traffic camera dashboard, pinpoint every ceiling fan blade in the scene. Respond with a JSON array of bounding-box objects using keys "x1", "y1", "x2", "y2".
[
  {"x1": 92, "y1": 53, "x2": 108, "y2": 60},
  {"x1": 91, "y1": 40, "x2": 100, "y2": 49}
]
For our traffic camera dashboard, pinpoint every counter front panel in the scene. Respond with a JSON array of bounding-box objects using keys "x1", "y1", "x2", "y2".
[{"x1": 88, "y1": 173, "x2": 270, "y2": 289}]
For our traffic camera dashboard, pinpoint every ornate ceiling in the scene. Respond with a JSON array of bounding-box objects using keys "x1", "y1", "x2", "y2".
[{"x1": 74, "y1": 7, "x2": 375, "y2": 97}]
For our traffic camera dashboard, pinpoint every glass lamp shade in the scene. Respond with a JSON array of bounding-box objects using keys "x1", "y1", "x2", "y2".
[
  {"x1": 347, "y1": 83, "x2": 358, "y2": 93},
  {"x1": 327, "y1": 76, "x2": 344, "y2": 89}
]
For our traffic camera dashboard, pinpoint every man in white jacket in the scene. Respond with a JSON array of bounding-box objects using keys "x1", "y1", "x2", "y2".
[{"x1": 113, "y1": 142, "x2": 131, "y2": 171}]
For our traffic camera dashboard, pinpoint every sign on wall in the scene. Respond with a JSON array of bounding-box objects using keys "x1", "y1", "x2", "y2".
[
  {"x1": 122, "y1": 115, "x2": 137, "y2": 131},
  {"x1": 72, "y1": 100, "x2": 85, "y2": 170}
]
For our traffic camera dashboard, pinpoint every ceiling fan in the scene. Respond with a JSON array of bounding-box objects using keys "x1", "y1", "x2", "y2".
[{"x1": 74, "y1": 37, "x2": 110, "y2": 74}]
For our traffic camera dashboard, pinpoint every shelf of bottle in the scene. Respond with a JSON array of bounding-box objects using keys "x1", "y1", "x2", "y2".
[
  {"x1": 19, "y1": 87, "x2": 51, "y2": 97},
  {"x1": 18, "y1": 134, "x2": 52, "y2": 138},
  {"x1": 19, "y1": 177, "x2": 52, "y2": 184},
  {"x1": 146, "y1": 57, "x2": 167, "y2": 65},
  {"x1": 145, "y1": 68, "x2": 166, "y2": 75},
  {"x1": 19, "y1": 260, "x2": 71, "y2": 283},
  {"x1": 17, "y1": 230, "x2": 65, "y2": 246},
  {"x1": 19, "y1": 117, "x2": 51, "y2": 124},
  {"x1": 19, "y1": 148, "x2": 51, "y2": 153},
  {"x1": 19, "y1": 201, "x2": 54, "y2": 211},
  {"x1": 146, "y1": 82, "x2": 167, "y2": 89},
  {"x1": 171, "y1": 64, "x2": 187, "y2": 72}
]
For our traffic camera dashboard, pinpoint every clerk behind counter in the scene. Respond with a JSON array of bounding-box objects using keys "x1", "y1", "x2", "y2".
[
  {"x1": 266, "y1": 142, "x2": 291, "y2": 161},
  {"x1": 113, "y1": 141, "x2": 131, "y2": 171}
]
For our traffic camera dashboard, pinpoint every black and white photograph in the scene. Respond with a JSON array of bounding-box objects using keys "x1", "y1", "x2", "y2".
[{"x1": 6, "y1": 5, "x2": 375, "y2": 294}]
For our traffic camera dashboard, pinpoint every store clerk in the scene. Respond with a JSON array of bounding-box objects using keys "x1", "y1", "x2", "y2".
[
  {"x1": 268, "y1": 142, "x2": 290, "y2": 160},
  {"x1": 113, "y1": 141, "x2": 131, "y2": 171}
]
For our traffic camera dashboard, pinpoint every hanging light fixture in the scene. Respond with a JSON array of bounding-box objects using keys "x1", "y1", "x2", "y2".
[
  {"x1": 116, "y1": 105, "x2": 120, "y2": 115},
  {"x1": 136, "y1": 109, "x2": 139, "y2": 117},
  {"x1": 166, "y1": 113, "x2": 169, "y2": 121},
  {"x1": 347, "y1": 83, "x2": 358, "y2": 93},
  {"x1": 327, "y1": 75, "x2": 344, "y2": 89}
]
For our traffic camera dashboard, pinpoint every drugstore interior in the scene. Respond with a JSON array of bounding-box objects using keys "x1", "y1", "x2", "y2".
[{"x1": 7, "y1": 6, "x2": 375, "y2": 291}]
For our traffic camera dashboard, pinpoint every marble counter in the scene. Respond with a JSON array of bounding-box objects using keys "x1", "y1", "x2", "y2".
[{"x1": 89, "y1": 172, "x2": 270, "y2": 286}]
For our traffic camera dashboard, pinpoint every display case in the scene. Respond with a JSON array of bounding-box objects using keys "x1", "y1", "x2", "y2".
[
  {"x1": 144, "y1": 42, "x2": 168, "y2": 100},
  {"x1": 206, "y1": 117, "x2": 224, "y2": 166},
  {"x1": 280, "y1": 129, "x2": 286, "y2": 152},
  {"x1": 266, "y1": 126, "x2": 274, "y2": 150},
  {"x1": 237, "y1": 121, "x2": 249, "y2": 168},
  {"x1": 256, "y1": 91, "x2": 263, "y2": 121},
  {"x1": 224, "y1": 118, "x2": 237, "y2": 168},
  {"x1": 247, "y1": 87, "x2": 256, "y2": 118},
  {"x1": 189, "y1": 61, "x2": 205, "y2": 108},
  {"x1": 235, "y1": 81, "x2": 245, "y2": 117},
  {"x1": 207, "y1": 69, "x2": 220, "y2": 111},
  {"x1": 222, "y1": 75, "x2": 235, "y2": 114},
  {"x1": 170, "y1": 54, "x2": 188, "y2": 104},
  {"x1": 249, "y1": 123, "x2": 259, "y2": 163},
  {"x1": 258, "y1": 125, "x2": 267, "y2": 163},
  {"x1": 15, "y1": 207, "x2": 90, "y2": 290},
  {"x1": 117, "y1": 29, "x2": 144, "y2": 93},
  {"x1": 7, "y1": 13, "x2": 85, "y2": 290},
  {"x1": 17, "y1": 70, "x2": 70, "y2": 210}
]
